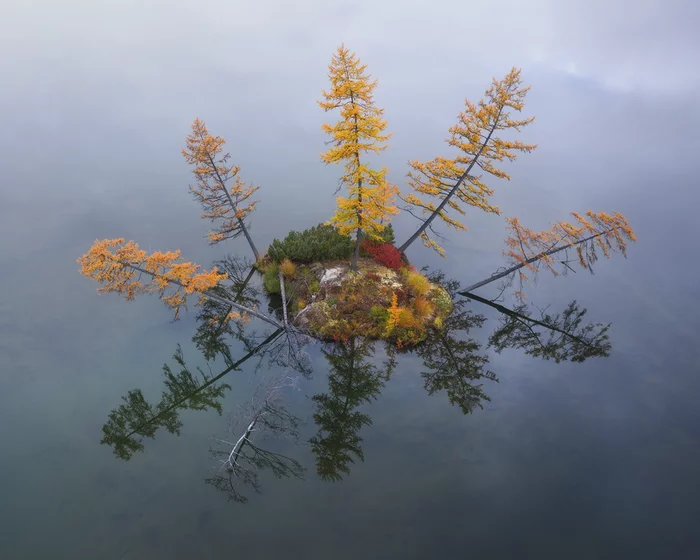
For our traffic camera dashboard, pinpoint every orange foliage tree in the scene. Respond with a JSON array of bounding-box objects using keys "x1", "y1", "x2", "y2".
[
  {"x1": 385, "y1": 292, "x2": 403, "y2": 336},
  {"x1": 77, "y1": 46, "x2": 636, "y2": 336},
  {"x1": 78, "y1": 238, "x2": 281, "y2": 327},
  {"x1": 183, "y1": 118, "x2": 260, "y2": 260},
  {"x1": 459, "y1": 211, "x2": 636, "y2": 298},
  {"x1": 320, "y1": 45, "x2": 399, "y2": 270},
  {"x1": 399, "y1": 68, "x2": 536, "y2": 256}
]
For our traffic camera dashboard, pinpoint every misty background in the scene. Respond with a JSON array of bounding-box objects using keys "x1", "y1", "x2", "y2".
[{"x1": 1, "y1": 0, "x2": 699, "y2": 557}]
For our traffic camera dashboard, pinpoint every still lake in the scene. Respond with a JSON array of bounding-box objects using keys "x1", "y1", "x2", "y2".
[{"x1": 1, "y1": 122, "x2": 700, "y2": 559}]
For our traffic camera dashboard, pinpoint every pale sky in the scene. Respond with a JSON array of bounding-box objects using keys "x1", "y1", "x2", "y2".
[{"x1": 3, "y1": 0, "x2": 698, "y2": 91}]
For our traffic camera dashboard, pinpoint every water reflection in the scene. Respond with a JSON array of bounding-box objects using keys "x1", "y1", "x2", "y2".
[
  {"x1": 101, "y1": 330, "x2": 282, "y2": 461},
  {"x1": 99, "y1": 261, "x2": 614, "y2": 502},
  {"x1": 310, "y1": 337, "x2": 393, "y2": 482},
  {"x1": 415, "y1": 287, "x2": 494, "y2": 415},
  {"x1": 206, "y1": 375, "x2": 305, "y2": 504}
]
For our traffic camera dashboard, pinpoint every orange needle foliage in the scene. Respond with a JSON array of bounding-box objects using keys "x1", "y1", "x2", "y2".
[
  {"x1": 78, "y1": 238, "x2": 229, "y2": 319},
  {"x1": 504, "y1": 210, "x2": 636, "y2": 282},
  {"x1": 461, "y1": 211, "x2": 636, "y2": 298},
  {"x1": 385, "y1": 292, "x2": 403, "y2": 335},
  {"x1": 182, "y1": 119, "x2": 260, "y2": 259},
  {"x1": 400, "y1": 68, "x2": 536, "y2": 256},
  {"x1": 319, "y1": 45, "x2": 399, "y2": 268}
]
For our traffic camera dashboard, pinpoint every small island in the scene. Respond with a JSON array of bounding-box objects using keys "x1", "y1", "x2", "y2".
[
  {"x1": 77, "y1": 45, "x2": 635, "y2": 354},
  {"x1": 257, "y1": 223, "x2": 452, "y2": 347}
]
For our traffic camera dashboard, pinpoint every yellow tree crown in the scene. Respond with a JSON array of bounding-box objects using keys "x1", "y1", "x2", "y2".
[
  {"x1": 78, "y1": 238, "x2": 229, "y2": 319},
  {"x1": 404, "y1": 68, "x2": 537, "y2": 256},
  {"x1": 182, "y1": 119, "x2": 259, "y2": 245},
  {"x1": 504, "y1": 210, "x2": 637, "y2": 298},
  {"x1": 319, "y1": 45, "x2": 399, "y2": 244}
]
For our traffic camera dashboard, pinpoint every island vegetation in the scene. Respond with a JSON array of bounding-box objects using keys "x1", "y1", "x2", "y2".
[{"x1": 78, "y1": 45, "x2": 636, "y2": 349}]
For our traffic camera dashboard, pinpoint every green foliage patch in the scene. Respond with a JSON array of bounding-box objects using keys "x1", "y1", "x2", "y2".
[
  {"x1": 263, "y1": 262, "x2": 281, "y2": 294},
  {"x1": 267, "y1": 224, "x2": 354, "y2": 263}
]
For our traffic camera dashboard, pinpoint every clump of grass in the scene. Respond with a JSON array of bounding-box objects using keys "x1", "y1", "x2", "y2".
[
  {"x1": 414, "y1": 295, "x2": 435, "y2": 320},
  {"x1": 406, "y1": 271, "x2": 431, "y2": 296},
  {"x1": 397, "y1": 309, "x2": 419, "y2": 329},
  {"x1": 263, "y1": 262, "x2": 281, "y2": 294},
  {"x1": 370, "y1": 305, "x2": 389, "y2": 324},
  {"x1": 280, "y1": 258, "x2": 296, "y2": 279},
  {"x1": 308, "y1": 279, "x2": 319, "y2": 294}
]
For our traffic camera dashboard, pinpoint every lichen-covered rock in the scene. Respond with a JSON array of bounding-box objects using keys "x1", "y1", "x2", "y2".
[
  {"x1": 283, "y1": 259, "x2": 452, "y2": 347},
  {"x1": 320, "y1": 266, "x2": 346, "y2": 287}
]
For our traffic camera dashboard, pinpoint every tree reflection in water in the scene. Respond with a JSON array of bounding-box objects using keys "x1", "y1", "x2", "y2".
[
  {"x1": 206, "y1": 375, "x2": 305, "y2": 504},
  {"x1": 309, "y1": 337, "x2": 393, "y2": 482},
  {"x1": 99, "y1": 262, "x2": 613, "y2": 501}
]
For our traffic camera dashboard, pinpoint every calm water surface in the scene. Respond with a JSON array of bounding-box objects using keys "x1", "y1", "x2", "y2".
[
  {"x1": 1, "y1": 32, "x2": 700, "y2": 552},
  {"x1": 2, "y1": 174, "x2": 700, "y2": 559}
]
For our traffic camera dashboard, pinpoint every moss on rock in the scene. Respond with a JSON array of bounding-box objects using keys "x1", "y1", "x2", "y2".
[{"x1": 272, "y1": 257, "x2": 452, "y2": 348}]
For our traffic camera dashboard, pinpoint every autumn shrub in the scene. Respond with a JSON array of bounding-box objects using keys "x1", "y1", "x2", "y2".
[
  {"x1": 397, "y1": 309, "x2": 419, "y2": 329},
  {"x1": 393, "y1": 325, "x2": 426, "y2": 348},
  {"x1": 308, "y1": 279, "x2": 320, "y2": 294},
  {"x1": 267, "y1": 224, "x2": 353, "y2": 263},
  {"x1": 362, "y1": 241, "x2": 404, "y2": 270},
  {"x1": 370, "y1": 305, "x2": 389, "y2": 328},
  {"x1": 359, "y1": 237, "x2": 377, "y2": 257},
  {"x1": 280, "y1": 258, "x2": 296, "y2": 278},
  {"x1": 406, "y1": 271, "x2": 431, "y2": 296},
  {"x1": 413, "y1": 295, "x2": 435, "y2": 320},
  {"x1": 358, "y1": 227, "x2": 394, "y2": 252},
  {"x1": 392, "y1": 307, "x2": 427, "y2": 347},
  {"x1": 262, "y1": 262, "x2": 281, "y2": 294}
]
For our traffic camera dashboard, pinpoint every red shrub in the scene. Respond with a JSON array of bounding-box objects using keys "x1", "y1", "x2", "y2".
[
  {"x1": 359, "y1": 237, "x2": 379, "y2": 257},
  {"x1": 359, "y1": 238, "x2": 404, "y2": 269},
  {"x1": 368, "y1": 243, "x2": 403, "y2": 270}
]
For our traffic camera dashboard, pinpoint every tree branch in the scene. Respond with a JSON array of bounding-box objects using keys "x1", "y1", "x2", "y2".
[
  {"x1": 459, "y1": 229, "x2": 613, "y2": 294},
  {"x1": 398, "y1": 105, "x2": 504, "y2": 252},
  {"x1": 125, "y1": 262, "x2": 282, "y2": 328}
]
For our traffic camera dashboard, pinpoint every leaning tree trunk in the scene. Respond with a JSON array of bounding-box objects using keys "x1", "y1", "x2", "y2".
[
  {"x1": 458, "y1": 230, "x2": 611, "y2": 294},
  {"x1": 125, "y1": 263, "x2": 282, "y2": 328},
  {"x1": 206, "y1": 152, "x2": 260, "y2": 261},
  {"x1": 398, "y1": 106, "x2": 503, "y2": 253}
]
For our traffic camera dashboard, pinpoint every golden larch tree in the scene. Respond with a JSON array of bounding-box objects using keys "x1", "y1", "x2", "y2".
[
  {"x1": 182, "y1": 119, "x2": 260, "y2": 260},
  {"x1": 399, "y1": 68, "x2": 536, "y2": 256},
  {"x1": 459, "y1": 210, "x2": 637, "y2": 298},
  {"x1": 78, "y1": 238, "x2": 282, "y2": 327},
  {"x1": 319, "y1": 45, "x2": 399, "y2": 270}
]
